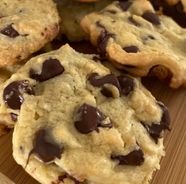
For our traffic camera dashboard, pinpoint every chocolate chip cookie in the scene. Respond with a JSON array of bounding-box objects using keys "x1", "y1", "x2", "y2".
[
  {"x1": 56, "y1": 0, "x2": 113, "y2": 41},
  {"x1": 81, "y1": 0, "x2": 186, "y2": 88},
  {"x1": 5, "y1": 45, "x2": 170, "y2": 184},
  {"x1": 0, "y1": 0, "x2": 60, "y2": 67}
]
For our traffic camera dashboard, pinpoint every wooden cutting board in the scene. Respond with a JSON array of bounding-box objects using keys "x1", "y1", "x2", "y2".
[{"x1": 0, "y1": 77, "x2": 185, "y2": 184}]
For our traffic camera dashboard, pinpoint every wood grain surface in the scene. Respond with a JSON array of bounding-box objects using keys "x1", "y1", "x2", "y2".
[{"x1": 0, "y1": 77, "x2": 185, "y2": 184}]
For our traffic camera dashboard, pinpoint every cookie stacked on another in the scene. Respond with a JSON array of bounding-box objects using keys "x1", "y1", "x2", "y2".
[
  {"x1": 81, "y1": 0, "x2": 186, "y2": 88},
  {"x1": 1, "y1": 44, "x2": 169, "y2": 184}
]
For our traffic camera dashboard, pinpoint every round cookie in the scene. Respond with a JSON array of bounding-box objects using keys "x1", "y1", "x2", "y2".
[
  {"x1": 56, "y1": 0, "x2": 113, "y2": 41},
  {"x1": 0, "y1": 0, "x2": 60, "y2": 67},
  {"x1": 1, "y1": 45, "x2": 170, "y2": 184},
  {"x1": 81, "y1": 0, "x2": 186, "y2": 88}
]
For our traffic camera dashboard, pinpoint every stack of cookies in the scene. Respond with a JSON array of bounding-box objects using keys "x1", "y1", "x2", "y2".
[{"x1": 0, "y1": 0, "x2": 185, "y2": 183}]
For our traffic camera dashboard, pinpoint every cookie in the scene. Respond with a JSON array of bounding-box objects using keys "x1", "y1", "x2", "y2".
[
  {"x1": 81, "y1": 0, "x2": 186, "y2": 88},
  {"x1": 4, "y1": 44, "x2": 170, "y2": 184},
  {"x1": 56, "y1": 0, "x2": 113, "y2": 41},
  {"x1": 0, "y1": 0, "x2": 60, "y2": 67},
  {"x1": 150, "y1": 0, "x2": 186, "y2": 27}
]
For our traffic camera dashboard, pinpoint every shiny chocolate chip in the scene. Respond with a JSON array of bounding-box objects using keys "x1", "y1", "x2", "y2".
[
  {"x1": 75, "y1": 103, "x2": 112, "y2": 134},
  {"x1": 123, "y1": 46, "x2": 139, "y2": 53},
  {"x1": 3, "y1": 80, "x2": 34, "y2": 110},
  {"x1": 118, "y1": 1, "x2": 132, "y2": 11},
  {"x1": 111, "y1": 149, "x2": 144, "y2": 166},
  {"x1": 58, "y1": 173, "x2": 80, "y2": 184},
  {"x1": 10, "y1": 113, "x2": 18, "y2": 122},
  {"x1": 0, "y1": 24, "x2": 19, "y2": 38},
  {"x1": 30, "y1": 129, "x2": 63, "y2": 163},
  {"x1": 97, "y1": 29, "x2": 115, "y2": 56},
  {"x1": 142, "y1": 102, "x2": 170, "y2": 143},
  {"x1": 30, "y1": 58, "x2": 64, "y2": 82},
  {"x1": 128, "y1": 16, "x2": 141, "y2": 27},
  {"x1": 117, "y1": 76, "x2": 135, "y2": 96},
  {"x1": 88, "y1": 73, "x2": 121, "y2": 91},
  {"x1": 142, "y1": 11, "x2": 160, "y2": 25}
]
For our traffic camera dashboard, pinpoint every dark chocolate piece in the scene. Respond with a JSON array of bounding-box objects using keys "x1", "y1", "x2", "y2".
[
  {"x1": 30, "y1": 58, "x2": 64, "y2": 82},
  {"x1": 3, "y1": 80, "x2": 34, "y2": 110}
]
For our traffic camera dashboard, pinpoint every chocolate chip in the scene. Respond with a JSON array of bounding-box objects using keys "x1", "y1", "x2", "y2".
[
  {"x1": 158, "y1": 101, "x2": 170, "y2": 129},
  {"x1": 123, "y1": 46, "x2": 139, "y2": 53},
  {"x1": 142, "y1": 102, "x2": 170, "y2": 143},
  {"x1": 117, "y1": 76, "x2": 135, "y2": 96},
  {"x1": 142, "y1": 11, "x2": 160, "y2": 25},
  {"x1": 75, "y1": 104, "x2": 112, "y2": 134},
  {"x1": 101, "y1": 87, "x2": 114, "y2": 98},
  {"x1": 128, "y1": 16, "x2": 141, "y2": 27},
  {"x1": 30, "y1": 58, "x2": 64, "y2": 82},
  {"x1": 0, "y1": 24, "x2": 19, "y2": 38},
  {"x1": 3, "y1": 80, "x2": 34, "y2": 110},
  {"x1": 118, "y1": 1, "x2": 132, "y2": 11},
  {"x1": 88, "y1": 73, "x2": 121, "y2": 91},
  {"x1": 111, "y1": 149, "x2": 144, "y2": 166},
  {"x1": 58, "y1": 173, "x2": 81, "y2": 184},
  {"x1": 30, "y1": 129, "x2": 63, "y2": 163},
  {"x1": 97, "y1": 29, "x2": 115, "y2": 56},
  {"x1": 10, "y1": 113, "x2": 18, "y2": 122}
]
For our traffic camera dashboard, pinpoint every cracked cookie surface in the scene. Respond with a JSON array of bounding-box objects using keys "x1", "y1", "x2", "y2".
[
  {"x1": 3, "y1": 45, "x2": 170, "y2": 184},
  {"x1": 0, "y1": 0, "x2": 60, "y2": 67},
  {"x1": 81, "y1": 0, "x2": 186, "y2": 88}
]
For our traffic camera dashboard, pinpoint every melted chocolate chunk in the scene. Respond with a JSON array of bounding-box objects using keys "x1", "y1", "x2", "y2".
[
  {"x1": 10, "y1": 113, "x2": 18, "y2": 122},
  {"x1": 88, "y1": 73, "x2": 121, "y2": 91},
  {"x1": 142, "y1": 11, "x2": 161, "y2": 25},
  {"x1": 111, "y1": 149, "x2": 144, "y2": 166},
  {"x1": 142, "y1": 102, "x2": 170, "y2": 143},
  {"x1": 118, "y1": 1, "x2": 132, "y2": 11},
  {"x1": 128, "y1": 16, "x2": 141, "y2": 27},
  {"x1": 30, "y1": 58, "x2": 64, "y2": 82},
  {"x1": 0, "y1": 24, "x2": 19, "y2": 38},
  {"x1": 117, "y1": 76, "x2": 135, "y2": 96},
  {"x1": 3, "y1": 80, "x2": 34, "y2": 110},
  {"x1": 58, "y1": 173, "x2": 80, "y2": 184},
  {"x1": 30, "y1": 129, "x2": 63, "y2": 163},
  {"x1": 75, "y1": 104, "x2": 112, "y2": 134},
  {"x1": 123, "y1": 46, "x2": 139, "y2": 53},
  {"x1": 97, "y1": 29, "x2": 115, "y2": 56}
]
